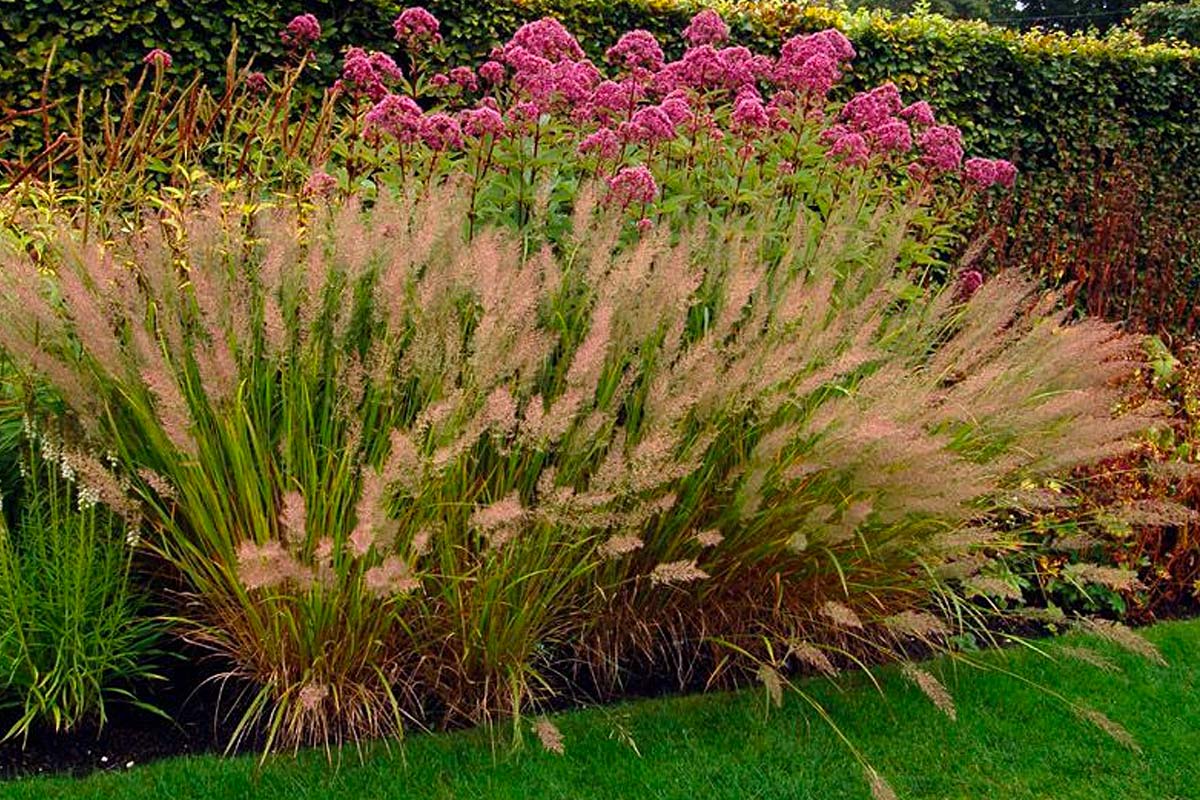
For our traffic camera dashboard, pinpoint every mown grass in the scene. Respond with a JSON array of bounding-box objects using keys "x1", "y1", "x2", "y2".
[{"x1": 4, "y1": 619, "x2": 1197, "y2": 800}]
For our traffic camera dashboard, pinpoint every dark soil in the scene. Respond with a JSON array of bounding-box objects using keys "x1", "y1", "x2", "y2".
[{"x1": 0, "y1": 649, "x2": 257, "y2": 780}]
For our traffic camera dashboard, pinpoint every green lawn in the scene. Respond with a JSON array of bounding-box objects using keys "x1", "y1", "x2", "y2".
[{"x1": 4, "y1": 620, "x2": 1197, "y2": 800}]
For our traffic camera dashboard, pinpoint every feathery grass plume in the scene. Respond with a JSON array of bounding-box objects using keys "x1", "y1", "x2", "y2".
[
  {"x1": 885, "y1": 611, "x2": 951, "y2": 641},
  {"x1": 1056, "y1": 645, "x2": 1121, "y2": 673},
  {"x1": 788, "y1": 640, "x2": 838, "y2": 677},
  {"x1": 1081, "y1": 619, "x2": 1167, "y2": 666},
  {"x1": 963, "y1": 576, "x2": 1023, "y2": 602},
  {"x1": 821, "y1": 601, "x2": 865, "y2": 630},
  {"x1": 0, "y1": 170, "x2": 1155, "y2": 752},
  {"x1": 1061, "y1": 563, "x2": 1142, "y2": 593},
  {"x1": 901, "y1": 664, "x2": 957, "y2": 720},
  {"x1": 757, "y1": 664, "x2": 784, "y2": 708},
  {"x1": 650, "y1": 560, "x2": 710, "y2": 586},
  {"x1": 1075, "y1": 707, "x2": 1141, "y2": 751},
  {"x1": 533, "y1": 718, "x2": 565, "y2": 755},
  {"x1": 866, "y1": 767, "x2": 899, "y2": 800}
]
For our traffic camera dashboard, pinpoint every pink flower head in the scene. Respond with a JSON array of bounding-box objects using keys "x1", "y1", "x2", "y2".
[
  {"x1": 819, "y1": 123, "x2": 853, "y2": 145},
  {"x1": 869, "y1": 119, "x2": 912, "y2": 154},
  {"x1": 628, "y1": 105, "x2": 677, "y2": 143},
  {"x1": 917, "y1": 124, "x2": 965, "y2": 173},
  {"x1": 962, "y1": 157, "x2": 996, "y2": 187},
  {"x1": 779, "y1": 29, "x2": 855, "y2": 68},
  {"x1": 420, "y1": 112, "x2": 464, "y2": 150},
  {"x1": 683, "y1": 9, "x2": 730, "y2": 47},
  {"x1": 429, "y1": 73, "x2": 451, "y2": 89},
  {"x1": 773, "y1": 52, "x2": 841, "y2": 97},
  {"x1": 281, "y1": 13, "x2": 321, "y2": 50},
  {"x1": 668, "y1": 44, "x2": 724, "y2": 91},
  {"x1": 365, "y1": 93, "x2": 425, "y2": 143},
  {"x1": 957, "y1": 269, "x2": 985, "y2": 300},
  {"x1": 506, "y1": 101, "x2": 543, "y2": 131},
  {"x1": 777, "y1": 159, "x2": 795, "y2": 175},
  {"x1": 589, "y1": 79, "x2": 644, "y2": 123},
  {"x1": 304, "y1": 169, "x2": 338, "y2": 197},
  {"x1": 636, "y1": 217, "x2": 655, "y2": 235},
  {"x1": 899, "y1": 101, "x2": 935, "y2": 127},
  {"x1": 869, "y1": 82, "x2": 902, "y2": 114},
  {"x1": 827, "y1": 132, "x2": 869, "y2": 167},
  {"x1": 841, "y1": 88, "x2": 895, "y2": 131},
  {"x1": 143, "y1": 48, "x2": 172, "y2": 69},
  {"x1": 393, "y1": 7, "x2": 442, "y2": 50},
  {"x1": 506, "y1": 17, "x2": 585, "y2": 62},
  {"x1": 992, "y1": 159, "x2": 1017, "y2": 188},
  {"x1": 732, "y1": 93, "x2": 769, "y2": 132},
  {"x1": 479, "y1": 60, "x2": 506, "y2": 84},
  {"x1": 660, "y1": 90, "x2": 693, "y2": 126},
  {"x1": 606, "y1": 30, "x2": 665, "y2": 73},
  {"x1": 508, "y1": 49, "x2": 599, "y2": 112},
  {"x1": 964, "y1": 157, "x2": 1018, "y2": 189},
  {"x1": 717, "y1": 46, "x2": 772, "y2": 90},
  {"x1": 812, "y1": 29, "x2": 856, "y2": 62},
  {"x1": 607, "y1": 164, "x2": 659, "y2": 208},
  {"x1": 340, "y1": 47, "x2": 401, "y2": 102},
  {"x1": 578, "y1": 128, "x2": 621, "y2": 160},
  {"x1": 245, "y1": 71, "x2": 269, "y2": 94},
  {"x1": 461, "y1": 106, "x2": 505, "y2": 138},
  {"x1": 369, "y1": 52, "x2": 404, "y2": 83},
  {"x1": 775, "y1": 28, "x2": 854, "y2": 97},
  {"x1": 449, "y1": 66, "x2": 479, "y2": 92}
]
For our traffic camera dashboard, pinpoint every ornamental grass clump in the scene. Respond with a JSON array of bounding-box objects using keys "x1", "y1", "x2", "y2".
[
  {"x1": 0, "y1": 14, "x2": 1164, "y2": 789},
  {"x1": 0, "y1": 168, "x2": 1150, "y2": 755}
]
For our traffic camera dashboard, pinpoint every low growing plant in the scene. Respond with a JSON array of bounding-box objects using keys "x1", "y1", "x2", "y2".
[{"x1": 0, "y1": 437, "x2": 163, "y2": 740}]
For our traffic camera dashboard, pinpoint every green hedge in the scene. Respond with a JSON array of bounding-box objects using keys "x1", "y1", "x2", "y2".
[
  {"x1": 1129, "y1": 1, "x2": 1200, "y2": 45},
  {"x1": 0, "y1": 1, "x2": 402, "y2": 150},
  {"x1": 4, "y1": 0, "x2": 1198, "y2": 183}
]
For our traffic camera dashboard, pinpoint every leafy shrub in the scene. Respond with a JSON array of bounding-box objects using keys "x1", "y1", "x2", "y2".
[
  {"x1": 0, "y1": 440, "x2": 162, "y2": 740},
  {"x1": 1128, "y1": 1, "x2": 1200, "y2": 46}
]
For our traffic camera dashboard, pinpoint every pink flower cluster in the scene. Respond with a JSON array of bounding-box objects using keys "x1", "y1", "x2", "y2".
[
  {"x1": 462, "y1": 106, "x2": 505, "y2": 138},
  {"x1": 773, "y1": 30, "x2": 854, "y2": 97},
  {"x1": 339, "y1": 48, "x2": 404, "y2": 102},
  {"x1": 607, "y1": 165, "x2": 659, "y2": 207},
  {"x1": 820, "y1": 83, "x2": 917, "y2": 165},
  {"x1": 682, "y1": 9, "x2": 730, "y2": 47},
  {"x1": 365, "y1": 94, "x2": 424, "y2": 142},
  {"x1": 245, "y1": 71, "x2": 269, "y2": 94},
  {"x1": 503, "y1": 17, "x2": 586, "y2": 62},
  {"x1": 918, "y1": 124, "x2": 966, "y2": 173},
  {"x1": 313, "y1": 7, "x2": 1014, "y2": 214},
  {"x1": 281, "y1": 13, "x2": 321, "y2": 50},
  {"x1": 304, "y1": 169, "x2": 338, "y2": 198},
  {"x1": 393, "y1": 7, "x2": 442, "y2": 51},
  {"x1": 963, "y1": 157, "x2": 1017, "y2": 189},
  {"x1": 605, "y1": 30, "x2": 666, "y2": 75},
  {"x1": 653, "y1": 44, "x2": 772, "y2": 94}
]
